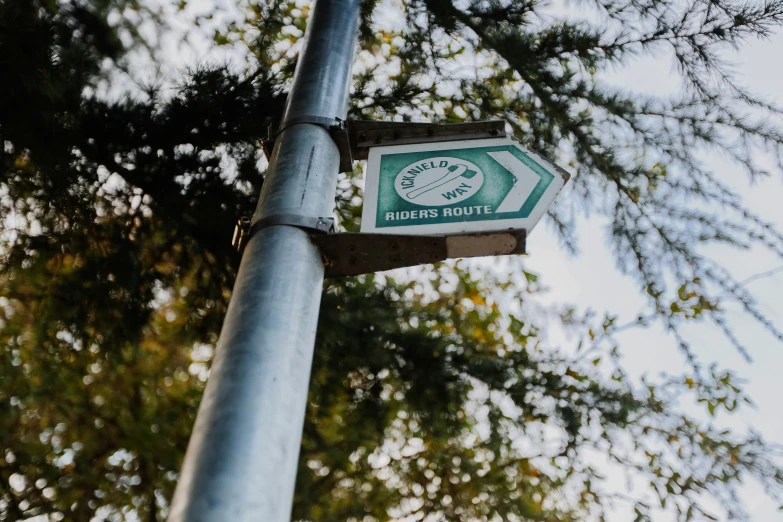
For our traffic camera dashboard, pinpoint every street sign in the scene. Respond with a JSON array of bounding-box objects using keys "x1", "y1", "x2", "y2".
[{"x1": 361, "y1": 138, "x2": 570, "y2": 235}]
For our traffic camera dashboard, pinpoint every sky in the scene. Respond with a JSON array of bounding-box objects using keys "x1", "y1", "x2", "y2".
[
  {"x1": 522, "y1": 26, "x2": 783, "y2": 522},
  {"x1": 133, "y1": 0, "x2": 783, "y2": 519}
]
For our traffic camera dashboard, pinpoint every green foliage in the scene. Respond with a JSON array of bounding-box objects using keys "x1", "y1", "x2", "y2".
[{"x1": 2, "y1": 0, "x2": 783, "y2": 520}]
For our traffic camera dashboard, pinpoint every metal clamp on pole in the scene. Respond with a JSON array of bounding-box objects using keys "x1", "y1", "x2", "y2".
[
  {"x1": 232, "y1": 213, "x2": 336, "y2": 252},
  {"x1": 262, "y1": 116, "x2": 353, "y2": 172},
  {"x1": 169, "y1": 2, "x2": 361, "y2": 521}
]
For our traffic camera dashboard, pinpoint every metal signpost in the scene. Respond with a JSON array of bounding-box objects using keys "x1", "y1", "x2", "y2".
[
  {"x1": 168, "y1": 1, "x2": 570, "y2": 520},
  {"x1": 167, "y1": 1, "x2": 361, "y2": 521}
]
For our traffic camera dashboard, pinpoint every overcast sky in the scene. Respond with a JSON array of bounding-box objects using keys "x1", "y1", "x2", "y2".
[{"x1": 523, "y1": 26, "x2": 783, "y2": 522}]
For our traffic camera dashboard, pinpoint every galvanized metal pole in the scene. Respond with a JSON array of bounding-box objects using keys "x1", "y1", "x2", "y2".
[{"x1": 167, "y1": 1, "x2": 360, "y2": 520}]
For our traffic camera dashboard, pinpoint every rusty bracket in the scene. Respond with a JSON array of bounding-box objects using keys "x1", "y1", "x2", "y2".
[
  {"x1": 234, "y1": 216, "x2": 526, "y2": 276},
  {"x1": 311, "y1": 229, "x2": 526, "y2": 278},
  {"x1": 262, "y1": 119, "x2": 508, "y2": 172},
  {"x1": 346, "y1": 120, "x2": 507, "y2": 160}
]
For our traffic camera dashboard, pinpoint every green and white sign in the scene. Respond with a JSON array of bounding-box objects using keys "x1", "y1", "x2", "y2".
[{"x1": 361, "y1": 138, "x2": 570, "y2": 235}]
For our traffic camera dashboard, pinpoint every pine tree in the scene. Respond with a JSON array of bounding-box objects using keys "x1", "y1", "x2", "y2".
[{"x1": 2, "y1": 0, "x2": 783, "y2": 520}]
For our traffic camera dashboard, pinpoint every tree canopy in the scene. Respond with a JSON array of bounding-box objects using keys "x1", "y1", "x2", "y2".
[{"x1": 2, "y1": 0, "x2": 783, "y2": 520}]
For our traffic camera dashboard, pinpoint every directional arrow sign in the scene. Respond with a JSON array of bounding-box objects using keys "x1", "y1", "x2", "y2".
[{"x1": 361, "y1": 138, "x2": 570, "y2": 235}]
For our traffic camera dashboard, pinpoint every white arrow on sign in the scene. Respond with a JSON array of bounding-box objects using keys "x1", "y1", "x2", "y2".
[{"x1": 487, "y1": 151, "x2": 541, "y2": 213}]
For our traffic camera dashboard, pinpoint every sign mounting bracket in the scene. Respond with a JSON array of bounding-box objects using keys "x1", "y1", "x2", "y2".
[
  {"x1": 311, "y1": 228, "x2": 526, "y2": 278},
  {"x1": 262, "y1": 120, "x2": 508, "y2": 171},
  {"x1": 347, "y1": 120, "x2": 507, "y2": 160},
  {"x1": 232, "y1": 217, "x2": 526, "y2": 277}
]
